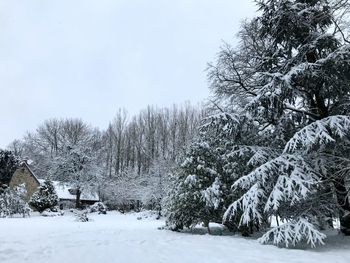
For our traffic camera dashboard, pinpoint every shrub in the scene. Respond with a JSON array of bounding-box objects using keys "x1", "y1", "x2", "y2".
[
  {"x1": 89, "y1": 202, "x2": 107, "y2": 214},
  {"x1": 29, "y1": 179, "x2": 59, "y2": 213}
]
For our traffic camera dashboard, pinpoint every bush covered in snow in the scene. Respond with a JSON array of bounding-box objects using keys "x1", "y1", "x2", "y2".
[
  {"x1": 29, "y1": 179, "x2": 59, "y2": 213},
  {"x1": 0, "y1": 184, "x2": 31, "y2": 218},
  {"x1": 41, "y1": 207, "x2": 64, "y2": 217},
  {"x1": 88, "y1": 202, "x2": 107, "y2": 214},
  {"x1": 75, "y1": 210, "x2": 90, "y2": 222}
]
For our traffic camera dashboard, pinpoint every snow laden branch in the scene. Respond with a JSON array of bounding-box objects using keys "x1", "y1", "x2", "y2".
[
  {"x1": 258, "y1": 218, "x2": 327, "y2": 248},
  {"x1": 227, "y1": 145, "x2": 280, "y2": 167},
  {"x1": 224, "y1": 116, "x2": 350, "y2": 247},
  {"x1": 233, "y1": 154, "x2": 317, "y2": 191},
  {"x1": 200, "y1": 112, "x2": 241, "y2": 137},
  {"x1": 224, "y1": 154, "x2": 318, "y2": 225},
  {"x1": 202, "y1": 177, "x2": 223, "y2": 210},
  {"x1": 284, "y1": 115, "x2": 350, "y2": 153},
  {"x1": 223, "y1": 183, "x2": 265, "y2": 225}
]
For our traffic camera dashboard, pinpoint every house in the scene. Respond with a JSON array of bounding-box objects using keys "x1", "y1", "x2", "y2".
[
  {"x1": 10, "y1": 161, "x2": 40, "y2": 202},
  {"x1": 9, "y1": 161, "x2": 99, "y2": 208}
]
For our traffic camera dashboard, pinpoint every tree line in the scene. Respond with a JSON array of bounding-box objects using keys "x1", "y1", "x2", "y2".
[{"x1": 2, "y1": 103, "x2": 206, "y2": 210}]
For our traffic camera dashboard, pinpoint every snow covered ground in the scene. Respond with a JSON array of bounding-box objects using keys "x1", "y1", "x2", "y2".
[{"x1": 0, "y1": 211, "x2": 349, "y2": 263}]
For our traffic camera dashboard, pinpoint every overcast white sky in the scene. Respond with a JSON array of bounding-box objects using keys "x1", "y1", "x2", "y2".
[{"x1": 0, "y1": 0, "x2": 256, "y2": 148}]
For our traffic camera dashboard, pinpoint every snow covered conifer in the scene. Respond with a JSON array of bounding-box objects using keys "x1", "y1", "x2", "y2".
[
  {"x1": 207, "y1": 0, "x2": 350, "y2": 247},
  {"x1": 29, "y1": 178, "x2": 59, "y2": 213},
  {"x1": 166, "y1": 136, "x2": 224, "y2": 231},
  {"x1": 166, "y1": 113, "x2": 257, "y2": 234}
]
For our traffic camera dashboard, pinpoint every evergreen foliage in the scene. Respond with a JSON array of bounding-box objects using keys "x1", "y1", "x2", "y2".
[
  {"x1": 168, "y1": 0, "x2": 350, "y2": 247},
  {"x1": 166, "y1": 137, "x2": 224, "y2": 231},
  {"x1": 166, "y1": 113, "x2": 264, "y2": 234},
  {"x1": 29, "y1": 179, "x2": 59, "y2": 213},
  {"x1": 0, "y1": 149, "x2": 20, "y2": 185}
]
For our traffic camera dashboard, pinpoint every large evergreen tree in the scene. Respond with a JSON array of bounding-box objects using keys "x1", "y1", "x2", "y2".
[
  {"x1": 208, "y1": 0, "x2": 350, "y2": 247},
  {"x1": 169, "y1": 0, "x2": 350, "y2": 247}
]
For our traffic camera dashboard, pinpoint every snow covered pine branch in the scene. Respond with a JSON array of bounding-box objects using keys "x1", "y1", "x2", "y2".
[{"x1": 224, "y1": 116, "x2": 350, "y2": 247}]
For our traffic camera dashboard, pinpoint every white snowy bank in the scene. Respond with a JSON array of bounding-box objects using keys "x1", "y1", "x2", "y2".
[{"x1": 0, "y1": 211, "x2": 349, "y2": 263}]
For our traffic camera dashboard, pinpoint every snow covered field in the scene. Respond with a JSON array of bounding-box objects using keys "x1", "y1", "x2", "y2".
[{"x1": 0, "y1": 212, "x2": 349, "y2": 263}]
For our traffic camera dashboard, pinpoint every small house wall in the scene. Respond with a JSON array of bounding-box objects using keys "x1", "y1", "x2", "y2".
[{"x1": 10, "y1": 166, "x2": 40, "y2": 202}]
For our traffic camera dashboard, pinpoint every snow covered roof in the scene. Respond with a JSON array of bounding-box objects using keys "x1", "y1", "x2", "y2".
[{"x1": 38, "y1": 179, "x2": 99, "y2": 202}]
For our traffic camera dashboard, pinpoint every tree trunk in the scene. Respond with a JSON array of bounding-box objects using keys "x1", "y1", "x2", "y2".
[
  {"x1": 334, "y1": 178, "x2": 350, "y2": 235},
  {"x1": 156, "y1": 199, "x2": 162, "y2": 220},
  {"x1": 203, "y1": 220, "x2": 211, "y2": 235},
  {"x1": 76, "y1": 189, "x2": 81, "y2": 209}
]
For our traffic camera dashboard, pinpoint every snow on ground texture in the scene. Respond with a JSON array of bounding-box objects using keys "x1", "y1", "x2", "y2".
[{"x1": 0, "y1": 212, "x2": 349, "y2": 263}]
